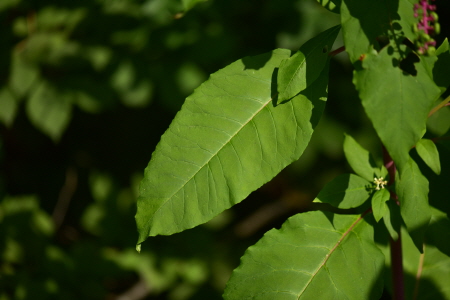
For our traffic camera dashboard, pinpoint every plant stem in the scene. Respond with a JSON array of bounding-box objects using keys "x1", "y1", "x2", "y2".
[
  {"x1": 382, "y1": 146, "x2": 405, "y2": 300},
  {"x1": 390, "y1": 230, "x2": 405, "y2": 300},
  {"x1": 428, "y1": 95, "x2": 450, "y2": 117},
  {"x1": 329, "y1": 46, "x2": 345, "y2": 56}
]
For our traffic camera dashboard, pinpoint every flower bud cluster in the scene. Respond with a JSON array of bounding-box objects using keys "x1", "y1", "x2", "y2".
[{"x1": 413, "y1": 0, "x2": 440, "y2": 55}]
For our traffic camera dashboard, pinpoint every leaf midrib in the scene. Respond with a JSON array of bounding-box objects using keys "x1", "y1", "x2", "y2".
[
  {"x1": 296, "y1": 212, "x2": 367, "y2": 299},
  {"x1": 151, "y1": 78, "x2": 278, "y2": 224}
]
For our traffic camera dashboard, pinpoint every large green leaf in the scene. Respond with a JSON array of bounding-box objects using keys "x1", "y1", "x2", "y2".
[
  {"x1": 136, "y1": 49, "x2": 329, "y2": 243},
  {"x1": 353, "y1": 47, "x2": 441, "y2": 173},
  {"x1": 396, "y1": 213, "x2": 450, "y2": 300},
  {"x1": 223, "y1": 211, "x2": 384, "y2": 300},
  {"x1": 340, "y1": 0, "x2": 416, "y2": 63},
  {"x1": 277, "y1": 25, "x2": 340, "y2": 103},
  {"x1": 396, "y1": 158, "x2": 430, "y2": 252},
  {"x1": 313, "y1": 173, "x2": 371, "y2": 209}
]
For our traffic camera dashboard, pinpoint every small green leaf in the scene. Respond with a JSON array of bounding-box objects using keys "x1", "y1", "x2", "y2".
[
  {"x1": 277, "y1": 25, "x2": 340, "y2": 103},
  {"x1": 343, "y1": 133, "x2": 379, "y2": 181},
  {"x1": 416, "y1": 139, "x2": 441, "y2": 175},
  {"x1": 10, "y1": 53, "x2": 39, "y2": 98},
  {"x1": 314, "y1": 173, "x2": 371, "y2": 209},
  {"x1": 26, "y1": 81, "x2": 72, "y2": 142},
  {"x1": 371, "y1": 189, "x2": 390, "y2": 222},
  {"x1": 396, "y1": 158, "x2": 430, "y2": 252},
  {"x1": 224, "y1": 211, "x2": 384, "y2": 300},
  {"x1": 136, "y1": 49, "x2": 330, "y2": 243}
]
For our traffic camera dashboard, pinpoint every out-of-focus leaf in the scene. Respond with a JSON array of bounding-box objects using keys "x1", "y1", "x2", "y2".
[
  {"x1": 277, "y1": 25, "x2": 340, "y2": 102},
  {"x1": 224, "y1": 211, "x2": 384, "y2": 300},
  {"x1": 316, "y1": 0, "x2": 341, "y2": 14},
  {"x1": 371, "y1": 188, "x2": 390, "y2": 222},
  {"x1": 9, "y1": 53, "x2": 39, "y2": 98},
  {"x1": 26, "y1": 81, "x2": 72, "y2": 142},
  {"x1": 182, "y1": 0, "x2": 208, "y2": 12},
  {"x1": 416, "y1": 139, "x2": 441, "y2": 175},
  {"x1": 0, "y1": 88, "x2": 18, "y2": 127},
  {"x1": 136, "y1": 49, "x2": 330, "y2": 243},
  {"x1": 313, "y1": 173, "x2": 371, "y2": 208},
  {"x1": 396, "y1": 158, "x2": 430, "y2": 252}
]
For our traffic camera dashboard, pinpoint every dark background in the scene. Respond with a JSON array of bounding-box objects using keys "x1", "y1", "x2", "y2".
[{"x1": 1, "y1": 0, "x2": 449, "y2": 299}]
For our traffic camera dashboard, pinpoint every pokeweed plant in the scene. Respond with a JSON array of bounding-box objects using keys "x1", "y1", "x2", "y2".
[{"x1": 135, "y1": 0, "x2": 450, "y2": 299}]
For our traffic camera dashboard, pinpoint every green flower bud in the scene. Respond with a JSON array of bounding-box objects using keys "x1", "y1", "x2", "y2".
[{"x1": 434, "y1": 23, "x2": 440, "y2": 35}]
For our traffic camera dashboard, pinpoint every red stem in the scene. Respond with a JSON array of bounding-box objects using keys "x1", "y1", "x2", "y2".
[
  {"x1": 329, "y1": 46, "x2": 345, "y2": 56},
  {"x1": 382, "y1": 146, "x2": 404, "y2": 300}
]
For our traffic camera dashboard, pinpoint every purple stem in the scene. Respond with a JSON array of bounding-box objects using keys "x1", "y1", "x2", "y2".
[{"x1": 382, "y1": 146, "x2": 404, "y2": 300}]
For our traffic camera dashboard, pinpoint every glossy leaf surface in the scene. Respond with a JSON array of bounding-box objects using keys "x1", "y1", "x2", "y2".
[
  {"x1": 224, "y1": 211, "x2": 384, "y2": 300},
  {"x1": 136, "y1": 49, "x2": 329, "y2": 243},
  {"x1": 277, "y1": 25, "x2": 340, "y2": 103},
  {"x1": 313, "y1": 173, "x2": 371, "y2": 209}
]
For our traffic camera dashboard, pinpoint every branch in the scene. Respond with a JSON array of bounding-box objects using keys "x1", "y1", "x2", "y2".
[
  {"x1": 428, "y1": 95, "x2": 450, "y2": 117},
  {"x1": 382, "y1": 147, "x2": 405, "y2": 300},
  {"x1": 329, "y1": 46, "x2": 345, "y2": 57}
]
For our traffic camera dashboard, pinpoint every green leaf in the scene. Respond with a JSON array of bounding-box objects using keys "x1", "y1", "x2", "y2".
[
  {"x1": 340, "y1": 0, "x2": 416, "y2": 63},
  {"x1": 432, "y1": 38, "x2": 450, "y2": 91},
  {"x1": 10, "y1": 53, "x2": 39, "y2": 98},
  {"x1": 396, "y1": 158, "x2": 430, "y2": 252},
  {"x1": 316, "y1": 0, "x2": 341, "y2": 14},
  {"x1": 313, "y1": 173, "x2": 371, "y2": 209},
  {"x1": 136, "y1": 49, "x2": 329, "y2": 242},
  {"x1": 371, "y1": 189, "x2": 390, "y2": 222},
  {"x1": 343, "y1": 133, "x2": 379, "y2": 181},
  {"x1": 416, "y1": 139, "x2": 441, "y2": 175},
  {"x1": 353, "y1": 47, "x2": 441, "y2": 173},
  {"x1": 26, "y1": 81, "x2": 72, "y2": 142},
  {"x1": 224, "y1": 211, "x2": 384, "y2": 300},
  {"x1": 277, "y1": 25, "x2": 340, "y2": 103},
  {"x1": 0, "y1": 87, "x2": 18, "y2": 127},
  {"x1": 182, "y1": 0, "x2": 207, "y2": 11},
  {"x1": 399, "y1": 217, "x2": 450, "y2": 300},
  {"x1": 382, "y1": 200, "x2": 401, "y2": 241}
]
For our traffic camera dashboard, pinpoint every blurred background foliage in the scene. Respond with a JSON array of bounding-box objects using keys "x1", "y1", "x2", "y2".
[{"x1": 0, "y1": 0, "x2": 449, "y2": 299}]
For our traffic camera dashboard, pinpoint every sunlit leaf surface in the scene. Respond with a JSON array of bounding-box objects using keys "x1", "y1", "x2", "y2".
[{"x1": 136, "y1": 49, "x2": 330, "y2": 242}]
